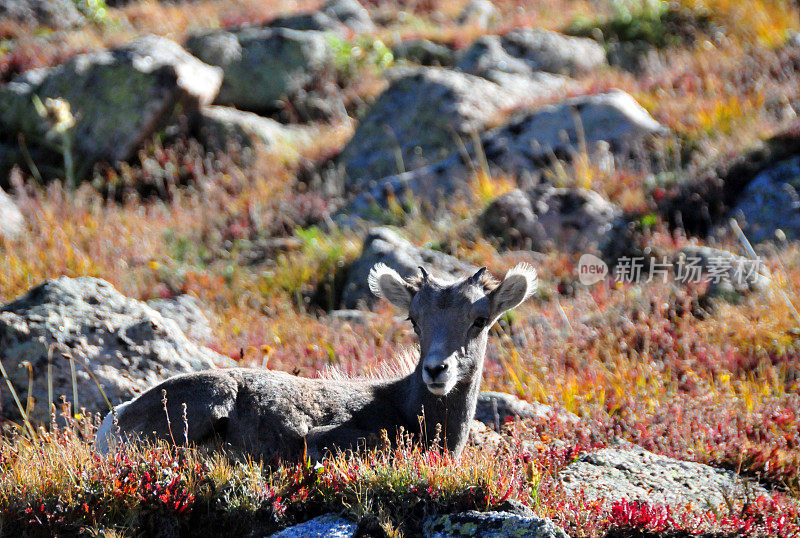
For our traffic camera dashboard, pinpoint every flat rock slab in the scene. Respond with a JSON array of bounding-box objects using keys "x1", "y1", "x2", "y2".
[
  {"x1": 0, "y1": 35, "x2": 222, "y2": 173},
  {"x1": 559, "y1": 446, "x2": 767, "y2": 509},
  {"x1": 270, "y1": 514, "x2": 357, "y2": 537},
  {"x1": 341, "y1": 227, "x2": 475, "y2": 309},
  {"x1": 424, "y1": 511, "x2": 569, "y2": 538},
  {"x1": 0, "y1": 277, "x2": 227, "y2": 423}
]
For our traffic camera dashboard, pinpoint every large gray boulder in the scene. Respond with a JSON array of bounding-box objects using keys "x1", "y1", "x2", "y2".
[
  {"x1": 559, "y1": 445, "x2": 767, "y2": 509},
  {"x1": 270, "y1": 514, "x2": 357, "y2": 537},
  {"x1": 458, "y1": 29, "x2": 606, "y2": 79},
  {"x1": 341, "y1": 227, "x2": 475, "y2": 309},
  {"x1": 0, "y1": 0, "x2": 85, "y2": 29},
  {"x1": 186, "y1": 27, "x2": 331, "y2": 113},
  {"x1": 0, "y1": 36, "x2": 222, "y2": 174},
  {"x1": 424, "y1": 511, "x2": 568, "y2": 538},
  {"x1": 0, "y1": 187, "x2": 24, "y2": 240},
  {"x1": 342, "y1": 90, "x2": 665, "y2": 218},
  {"x1": 336, "y1": 67, "x2": 562, "y2": 190},
  {"x1": 0, "y1": 277, "x2": 228, "y2": 423},
  {"x1": 480, "y1": 187, "x2": 622, "y2": 253},
  {"x1": 730, "y1": 155, "x2": 800, "y2": 244}
]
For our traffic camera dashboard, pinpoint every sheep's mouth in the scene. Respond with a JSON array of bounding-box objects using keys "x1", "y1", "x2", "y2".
[{"x1": 426, "y1": 382, "x2": 449, "y2": 396}]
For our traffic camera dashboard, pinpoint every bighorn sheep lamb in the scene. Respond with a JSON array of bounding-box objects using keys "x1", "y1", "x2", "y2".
[{"x1": 95, "y1": 262, "x2": 538, "y2": 460}]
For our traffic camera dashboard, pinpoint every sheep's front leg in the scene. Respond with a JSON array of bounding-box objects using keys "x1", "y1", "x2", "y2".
[{"x1": 304, "y1": 424, "x2": 386, "y2": 461}]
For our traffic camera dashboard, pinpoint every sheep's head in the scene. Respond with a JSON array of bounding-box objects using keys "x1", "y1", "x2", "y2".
[{"x1": 369, "y1": 263, "x2": 537, "y2": 396}]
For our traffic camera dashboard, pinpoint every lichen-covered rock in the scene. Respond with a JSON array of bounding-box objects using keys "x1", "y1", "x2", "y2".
[
  {"x1": 456, "y1": 0, "x2": 497, "y2": 29},
  {"x1": 474, "y1": 391, "x2": 578, "y2": 430},
  {"x1": 730, "y1": 155, "x2": 800, "y2": 244},
  {"x1": 342, "y1": 90, "x2": 664, "y2": 220},
  {"x1": 336, "y1": 67, "x2": 538, "y2": 190},
  {"x1": 0, "y1": 277, "x2": 228, "y2": 423},
  {"x1": 559, "y1": 445, "x2": 767, "y2": 509},
  {"x1": 0, "y1": 0, "x2": 85, "y2": 29},
  {"x1": 424, "y1": 511, "x2": 569, "y2": 538},
  {"x1": 146, "y1": 295, "x2": 214, "y2": 345},
  {"x1": 0, "y1": 36, "x2": 222, "y2": 174},
  {"x1": 0, "y1": 187, "x2": 24, "y2": 240},
  {"x1": 480, "y1": 187, "x2": 623, "y2": 253},
  {"x1": 341, "y1": 227, "x2": 476, "y2": 309},
  {"x1": 186, "y1": 27, "x2": 331, "y2": 112},
  {"x1": 196, "y1": 106, "x2": 313, "y2": 154},
  {"x1": 270, "y1": 514, "x2": 357, "y2": 537},
  {"x1": 458, "y1": 29, "x2": 606, "y2": 79}
]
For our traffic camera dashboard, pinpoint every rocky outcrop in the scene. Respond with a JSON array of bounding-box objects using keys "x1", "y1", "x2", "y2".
[
  {"x1": 480, "y1": 187, "x2": 622, "y2": 253},
  {"x1": 270, "y1": 514, "x2": 357, "y2": 537},
  {"x1": 0, "y1": 277, "x2": 227, "y2": 423},
  {"x1": 0, "y1": 187, "x2": 24, "y2": 240},
  {"x1": 424, "y1": 511, "x2": 568, "y2": 538},
  {"x1": 730, "y1": 155, "x2": 800, "y2": 243},
  {"x1": 335, "y1": 66, "x2": 563, "y2": 190},
  {"x1": 0, "y1": 0, "x2": 85, "y2": 29},
  {"x1": 196, "y1": 106, "x2": 313, "y2": 154},
  {"x1": 341, "y1": 90, "x2": 665, "y2": 218},
  {"x1": 341, "y1": 227, "x2": 475, "y2": 309},
  {"x1": 458, "y1": 29, "x2": 606, "y2": 80},
  {"x1": 186, "y1": 27, "x2": 332, "y2": 113},
  {"x1": 0, "y1": 36, "x2": 222, "y2": 175},
  {"x1": 559, "y1": 445, "x2": 767, "y2": 509}
]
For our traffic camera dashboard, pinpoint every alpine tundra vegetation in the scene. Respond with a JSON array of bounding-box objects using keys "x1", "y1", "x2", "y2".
[{"x1": 3, "y1": 0, "x2": 800, "y2": 536}]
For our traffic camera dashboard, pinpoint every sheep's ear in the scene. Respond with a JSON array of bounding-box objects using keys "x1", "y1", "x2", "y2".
[
  {"x1": 488, "y1": 263, "x2": 537, "y2": 319},
  {"x1": 368, "y1": 263, "x2": 415, "y2": 311}
]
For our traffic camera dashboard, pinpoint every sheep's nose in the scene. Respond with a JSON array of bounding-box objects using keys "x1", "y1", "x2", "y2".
[{"x1": 425, "y1": 363, "x2": 448, "y2": 379}]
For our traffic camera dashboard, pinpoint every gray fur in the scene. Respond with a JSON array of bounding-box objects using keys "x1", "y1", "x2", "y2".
[{"x1": 96, "y1": 263, "x2": 537, "y2": 461}]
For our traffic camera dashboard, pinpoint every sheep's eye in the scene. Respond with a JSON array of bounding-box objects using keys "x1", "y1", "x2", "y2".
[
  {"x1": 407, "y1": 316, "x2": 419, "y2": 330},
  {"x1": 473, "y1": 317, "x2": 488, "y2": 330}
]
